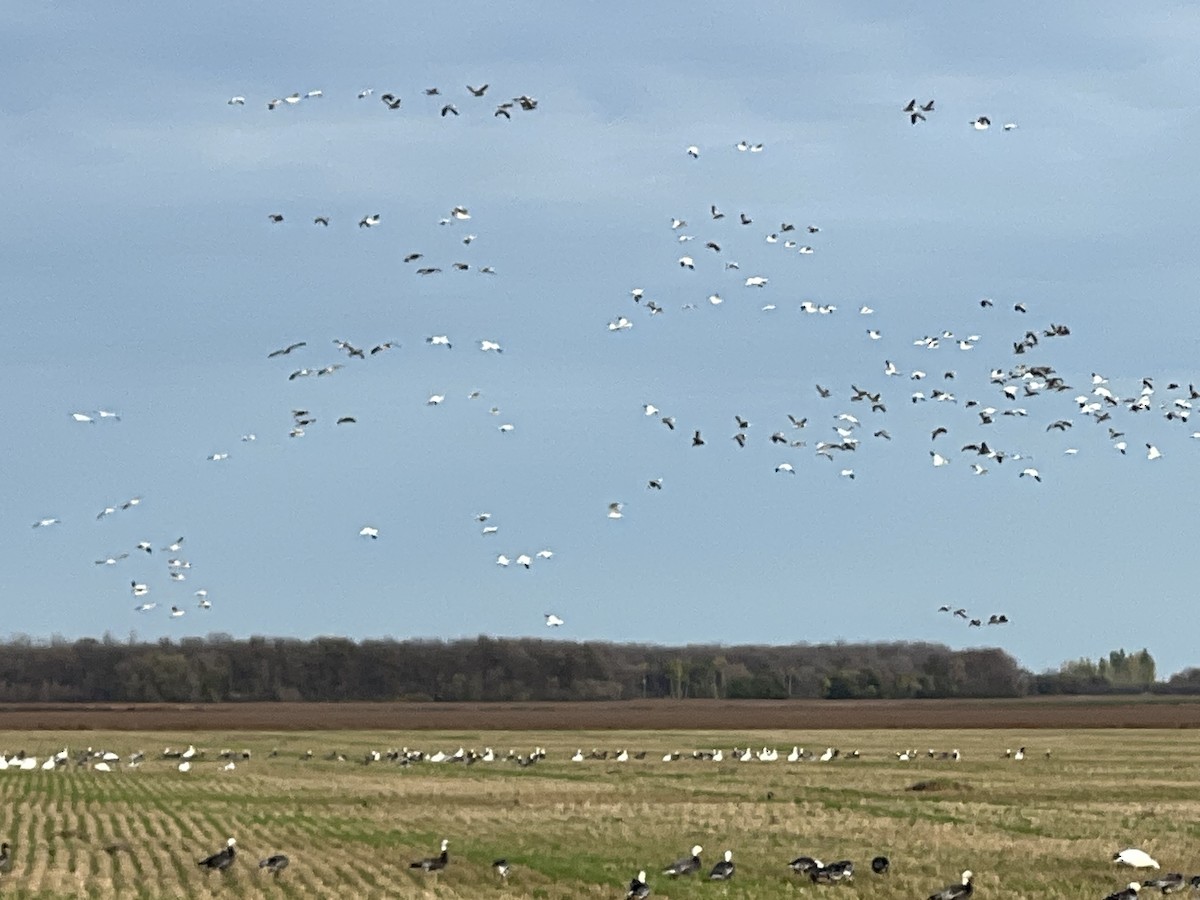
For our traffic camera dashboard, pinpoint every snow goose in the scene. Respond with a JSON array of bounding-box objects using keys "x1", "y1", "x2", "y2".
[
  {"x1": 663, "y1": 845, "x2": 702, "y2": 877},
  {"x1": 626, "y1": 870, "x2": 651, "y2": 899},
  {"x1": 709, "y1": 850, "x2": 735, "y2": 880},
  {"x1": 1103, "y1": 885, "x2": 1140, "y2": 900},
  {"x1": 928, "y1": 870, "x2": 973, "y2": 900},
  {"x1": 259, "y1": 854, "x2": 289, "y2": 875},
  {"x1": 811, "y1": 861, "x2": 854, "y2": 884},
  {"x1": 1114, "y1": 849, "x2": 1159, "y2": 869},
  {"x1": 197, "y1": 838, "x2": 236, "y2": 872},
  {"x1": 789, "y1": 856, "x2": 823, "y2": 875},
  {"x1": 545, "y1": 614, "x2": 564, "y2": 627},
  {"x1": 1141, "y1": 874, "x2": 1182, "y2": 893},
  {"x1": 410, "y1": 839, "x2": 449, "y2": 871}
]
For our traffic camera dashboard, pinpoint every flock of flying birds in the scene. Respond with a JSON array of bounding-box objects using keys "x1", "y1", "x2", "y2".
[
  {"x1": 29, "y1": 87, "x2": 1200, "y2": 639},
  {"x1": 226, "y1": 83, "x2": 539, "y2": 120}
]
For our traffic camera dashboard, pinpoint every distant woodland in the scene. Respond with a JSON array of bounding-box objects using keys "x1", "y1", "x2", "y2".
[{"x1": 0, "y1": 635, "x2": 1191, "y2": 703}]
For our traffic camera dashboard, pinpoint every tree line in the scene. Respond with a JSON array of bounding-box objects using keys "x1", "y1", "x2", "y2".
[{"x1": 0, "y1": 634, "x2": 1181, "y2": 703}]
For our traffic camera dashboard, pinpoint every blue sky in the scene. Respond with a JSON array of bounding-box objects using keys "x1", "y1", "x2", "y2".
[{"x1": 6, "y1": 1, "x2": 1200, "y2": 676}]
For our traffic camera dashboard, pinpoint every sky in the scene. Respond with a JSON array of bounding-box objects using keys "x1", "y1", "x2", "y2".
[{"x1": 5, "y1": 1, "x2": 1200, "y2": 676}]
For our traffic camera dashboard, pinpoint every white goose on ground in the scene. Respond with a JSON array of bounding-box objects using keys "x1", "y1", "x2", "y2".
[{"x1": 1114, "y1": 849, "x2": 1158, "y2": 869}]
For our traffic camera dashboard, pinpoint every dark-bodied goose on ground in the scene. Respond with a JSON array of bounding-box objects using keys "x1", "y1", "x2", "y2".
[
  {"x1": 197, "y1": 838, "x2": 236, "y2": 872},
  {"x1": 410, "y1": 839, "x2": 449, "y2": 871},
  {"x1": 258, "y1": 854, "x2": 289, "y2": 875},
  {"x1": 872, "y1": 856, "x2": 890, "y2": 874},
  {"x1": 663, "y1": 845, "x2": 702, "y2": 876},
  {"x1": 928, "y1": 869, "x2": 973, "y2": 900},
  {"x1": 789, "y1": 856, "x2": 822, "y2": 875},
  {"x1": 811, "y1": 860, "x2": 854, "y2": 883},
  {"x1": 1103, "y1": 884, "x2": 1140, "y2": 900},
  {"x1": 626, "y1": 869, "x2": 651, "y2": 898},
  {"x1": 1142, "y1": 873, "x2": 1184, "y2": 893},
  {"x1": 709, "y1": 850, "x2": 735, "y2": 880}
]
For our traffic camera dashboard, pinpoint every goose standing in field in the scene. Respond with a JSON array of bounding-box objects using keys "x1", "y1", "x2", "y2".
[
  {"x1": 197, "y1": 838, "x2": 236, "y2": 872},
  {"x1": 410, "y1": 839, "x2": 449, "y2": 871},
  {"x1": 627, "y1": 869, "x2": 651, "y2": 898},
  {"x1": 928, "y1": 870, "x2": 973, "y2": 900},
  {"x1": 789, "y1": 856, "x2": 823, "y2": 876},
  {"x1": 0, "y1": 841, "x2": 9, "y2": 871},
  {"x1": 872, "y1": 855, "x2": 890, "y2": 874},
  {"x1": 492, "y1": 858, "x2": 510, "y2": 881},
  {"x1": 709, "y1": 850, "x2": 735, "y2": 880},
  {"x1": 663, "y1": 845, "x2": 703, "y2": 877},
  {"x1": 258, "y1": 854, "x2": 289, "y2": 875},
  {"x1": 1104, "y1": 884, "x2": 1141, "y2": 900},
  {"x1": 1141, "y1": 874, "x2": 1183, "y2": 893},
  {"x1": 1114, "y1": 849, "x2": 1159, "y2": 869},
  {"x1": 811, "y1": 860, "x2": 854, "y2": 883}
]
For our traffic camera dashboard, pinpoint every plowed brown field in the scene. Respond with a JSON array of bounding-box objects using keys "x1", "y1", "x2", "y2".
[{"x1": 2, "y1": 695, "x2": 1198, "y2": 730}]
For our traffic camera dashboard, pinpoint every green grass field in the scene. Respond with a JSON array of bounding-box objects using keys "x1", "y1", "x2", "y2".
[{"x1": 0, "y1": 728, "x2": 1196, "y2": 898}]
